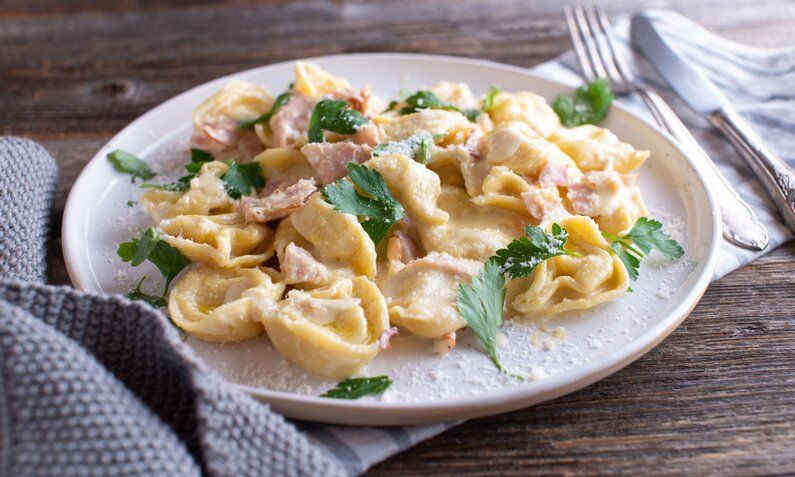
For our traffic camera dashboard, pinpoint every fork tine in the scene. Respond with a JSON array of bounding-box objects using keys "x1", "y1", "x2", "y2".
[
  {"x1": 594, "y1": 5, "x2": 636, "y2": 83},
  {"x1": 572, "y1": 5, "x2": 608, "y2": 79},
  {"x1": 564, "y1": 5, "x2": 596, "y2": 81},
  {"x1": 583, "y1": 5, "x2": 626, "y2": 89}
]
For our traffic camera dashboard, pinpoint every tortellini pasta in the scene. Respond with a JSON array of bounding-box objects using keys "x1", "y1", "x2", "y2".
[
  {"x1": 488, "y1": 91, "x2": 561, "y2": 137},
  {"x1": 169, "y1": 265, "x2": 285, "y2": 342},
  {"x1": 366, "y1": 153, "x2": 449, "y2": 225},
  {"x1": 380, "y1": 253, "x2": 480, "y2": 339},
  {"x1": 259, "y1": 277, "x2": 390, "y2": 378},
  {"x1": 380, "y1": 109, "x2": 471, "y2": 144},
  {"x1": 510, "y1": 215, "x2": 630, "y2": 316},
  {"x1": 549, "y1": 125, "x2": 650, "y2": 173},
  {"x1": 129, "y1": 62, "x2": 662, "y2": 380},
  {"x1": 290, "y1": 193, "x2": 377, "y2": 278},
  {"x1": 160, "y1": 212, "x2": 274, "y2": 268},
  {"x1": 141, "y1": 161, "x2": 234, "y2": 223},
  {"x1": 418, "y1": 186, "x2": 525, "y2": 262},
  {"x1": 253, "y1": 147, "x2": 316, "y2": 193},
  {"x1": 566, "y1": 170, "x2": 648, "y2": 235},
  {"x1": 293, "y1": 60, "x2": 351, "y2": 98},
  {"x1": 192, "y1": 79, "x2": 274, "y2": 131}
]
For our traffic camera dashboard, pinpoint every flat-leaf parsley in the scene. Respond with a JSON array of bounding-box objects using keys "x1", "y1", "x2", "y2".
[
  {"x1": 553, "y1": 78, "x2": 614, "y2": 127},
  {"x1": 321, "y1": 162, "x2": 405, "y2": 245},
  {"x1": 603, "y1": 217, "x2": 684, "y2": 281}
]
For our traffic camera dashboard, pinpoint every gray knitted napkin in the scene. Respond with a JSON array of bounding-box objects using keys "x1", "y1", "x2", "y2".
[{"x1": 1, "y1": 9, "x2": 793, "y2": 477}]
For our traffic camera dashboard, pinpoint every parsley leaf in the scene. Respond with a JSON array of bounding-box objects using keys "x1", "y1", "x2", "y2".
[
  {"x1": 220, "y1": 160, "x2": 265, "y2": 199},
  {"x1": 481, "y1": 86, "x2": 501, "y2": 113},
  {"x1": 552, "y1": 78, "x2": 614, "y2": 128},
  {"x1": 382, "y1": 100, "x2": 399, "y2": 113},
  {"x1": 126, "y1": 276, "x2": 167, "y2": 308},
  {"x1": 399, "y1": 87, "x2": 501, "y2": 121},
  {"x1": 185, "y1": 148, "x2": 214, "y2": 174},
  {"x1": 399, "y1": 90, "x2": 470, "y2": 118},
  {"x1": 603, "y1": 217, "x2": 684, "y2": 281},
  {"x1": 321, "y1": 162, "x2": 405, "y2": 245},
  {"x1": 372, "y1": 132, "x2": 435, "y2": 164},
  {"x1": 307, "y1": 99, "x2": 369, "y2": 143},
  {"x1": 126, "y1": 276, "x2": 187, "y2": 339},
  {"x1": 140, "y1": 175, "x2": 192, "y2": 192},
  {"x1": 320, "y1": 376, "x2": 392, "y2": 399},
  {"x1": 107, "y1": 150, "x2": 156, "y2": 182},
  {"x1": 457, "y1": 260, "x2": 520, "y2": 377},
  {"x1": 491, "y1": 223, "x2": 582, "y2": 279},
  {"x1": 118, "y1": 227, "x2": 191, "y2": 294},
  {"x1": 238, "y1": 86, "x2": 292, "y2": 130}
]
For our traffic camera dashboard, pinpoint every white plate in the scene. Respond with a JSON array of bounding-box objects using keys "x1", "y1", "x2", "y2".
[{"x1": 63, "y1": 53, "x2": 721, "y2": 426}]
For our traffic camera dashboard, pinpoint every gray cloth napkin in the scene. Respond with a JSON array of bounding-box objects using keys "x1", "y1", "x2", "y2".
[{"x1": 1, "y1": 9, "x2": 793, "y2": 477}]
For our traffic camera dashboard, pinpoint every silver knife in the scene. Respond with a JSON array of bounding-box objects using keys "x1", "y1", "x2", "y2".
[{"x1": 632, "y1": 13, "x2": 795, "y2": 238}]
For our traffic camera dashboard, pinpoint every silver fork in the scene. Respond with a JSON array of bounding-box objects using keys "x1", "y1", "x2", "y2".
[{"x1": 564, "y1": 4, "x2": 769, "y2": 251}]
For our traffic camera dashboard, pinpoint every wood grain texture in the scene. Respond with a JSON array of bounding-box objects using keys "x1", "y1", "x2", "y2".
[{"x1": 0, "y1": 0, "x2": 793, "y2": 475}]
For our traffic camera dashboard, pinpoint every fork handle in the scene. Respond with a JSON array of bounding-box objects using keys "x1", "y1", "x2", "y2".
[
  {"x1": 636, "y1": 86, "x2": 769, "y2": 251},
  {"x1": 711, "y1": 106, "x2": 795, "y2": 233}
]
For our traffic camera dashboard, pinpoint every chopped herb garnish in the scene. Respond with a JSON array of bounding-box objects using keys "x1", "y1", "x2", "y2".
[
  {"x1": 321, "y1": 376, "x2": 392, "y2": 399},
  {"x1": 126, "y1": 276, "x2": 167, "y2": 308},
  {"x1": 185, "y1": 148, "x2": 214, "y2": 173},
  {"x1": 126, "y1": 276, "x2": 187, "y2": 339},
  {"x1": 399, "y1": 90, "x2": 458, "y2": 116},
  {"x1": 383, "y1": 100, "x2": 399, "y2": 113},
  {"x1": 107, "y1": 150, "x2": 156, "y2": 182},
  {"x1": 126, "y1": 200, "x2": 137, "y2": 207},
  {"x1": 603, "y1": 217, "x2": 684, "y2": 281},
  {"x1": 220, "y1": 160, "x2": 265, "y2": 199},
  {"x1": 456, "y1": 223, "x2": 583, "y2": 377},
  {"x1": 238, "y1": 85, "x2": 293, "y2": 130},
  {"x1": 456, "y1": 260, "x2": 520, "y2": 378},
  {"x1": 481, "y1": 86, "x2": 501, "y2": 113},
  {"x1": 307, "y1": 99, "x2": 369, "y2": 143},
  {"x1": 372, "y1": 132, "x2": 436, "y2": 164},
  {"x1": 140, "y1": 176, "x2": 192, "y2": 193},
  {"x1": 398, "y1": 88, "x2": 500, "y2": 122},
  {"x1": 320, "y1": 162, "x2": 405, "y2": 245},
  {"x1": 553, "y1": 77, "x2": 614, "y2": 127},
  {"x1": 118, "y1": 227, "x2": 190, "y2": 294},
  {"x1": 491, "y1": 223, "x2": 582, "y2": 279}
]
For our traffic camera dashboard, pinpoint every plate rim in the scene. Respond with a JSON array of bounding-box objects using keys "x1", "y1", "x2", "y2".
[{"x1": 62, "y1": 52, "x2": 722, "y2": 425}]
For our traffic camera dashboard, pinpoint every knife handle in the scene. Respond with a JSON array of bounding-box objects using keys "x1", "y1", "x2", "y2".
[
  {"x1": 637, "y1": 87, "x2": 770, "y2": 251},
  {"x1": 711, "y1": 107, "x2": 795, "y2": 233}
]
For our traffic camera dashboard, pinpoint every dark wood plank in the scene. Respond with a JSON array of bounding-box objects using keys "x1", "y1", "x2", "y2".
[{"x1": 1, "y1": 0, "x2": 793, "y2": 475}]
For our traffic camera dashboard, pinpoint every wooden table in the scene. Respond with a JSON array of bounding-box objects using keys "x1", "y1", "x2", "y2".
[{"x1": 2, "y1": 0, "x2": 794, "y2": 474}]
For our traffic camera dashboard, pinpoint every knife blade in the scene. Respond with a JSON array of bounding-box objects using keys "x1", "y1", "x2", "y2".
[{"x1": 631, "y1": 13, "x2": 795, "y2": 234}]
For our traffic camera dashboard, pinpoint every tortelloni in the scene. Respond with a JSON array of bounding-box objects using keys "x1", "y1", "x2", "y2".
[
  {"x1": 418, "y1": 186, "x2": 526, "y2": 263},
  {"x1": 380, "y1": 109, "x2": 471, "y2": 145},
  {"x1": 253, "y1": 147, "x2": 315, "y2": 193},
  {"x1": 126, "y1": 62, "x2": 661, "y2": 379},
  {"x1": 192, "y1": 79, "x2": 274, "y2": 132},
  {"x1": 293, "y1": 60, "x2": 351, "y2": 98},
  {"x1": 260, "y1": 277, "x2": 391, "y2": 379},
  {"x1": 380, "y1": 253, "x2": 480, "y2": 339},
  {"x1": 141, "y1": 161, "x2": 234, "y2": 224},
  {"x1": 488, "y1": 91, "x2": 561, "y2": 138},
  {"x1": 169, "y1": 265, "x2": 285, "y2": 342},
  {"x1": 549, "y1": 125, "x2": 650, "y2": 173},
  {"x1": 510, "y1": 215, "x2": 630, "y2": 316},
  {"x1": 160, "y1": 213, "x2": 274, "y2": 268},
  {"x1": 290, "y1": 193, "x2": 377, "y2": 278},
  {"x1": 366, "y1": 153, "x2": 448, "y2": 225}
]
